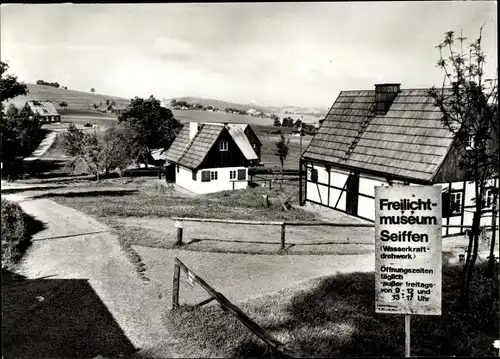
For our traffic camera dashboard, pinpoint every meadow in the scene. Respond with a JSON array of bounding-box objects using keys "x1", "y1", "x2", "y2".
[{"x1": 4, "y1": 83, "x2": 130, "y2": 111}]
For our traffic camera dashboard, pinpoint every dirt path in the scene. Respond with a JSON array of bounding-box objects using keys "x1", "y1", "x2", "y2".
[
  {"x1": 2, "y1": 194, "x2": 178, "y2": 358},
  {"x1": 135, "y1": 246, "x2": 375, "y2": 307}
]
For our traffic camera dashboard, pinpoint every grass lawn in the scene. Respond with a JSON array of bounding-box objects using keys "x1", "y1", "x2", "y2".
[
  {"x1": 44, "y1": 178, "x2": 313, "y2": 222},
  {"x1": 165, "y1": 264, "x2": 499, "y2": 358},
  {"x1": 37, "y1": 179, "x2": 322, "y2": 274}
]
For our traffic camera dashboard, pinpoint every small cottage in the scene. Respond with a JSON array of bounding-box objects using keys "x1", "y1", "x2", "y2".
[
  {"x1": 163, "y1": 122, "x2": 261, "y2": 194},
  {"x1": 24, "y1": 101, "x2": 60, "y2": 123},
  {"x1": 300, "y1": 83, "x2": 498, "y2": 236}
]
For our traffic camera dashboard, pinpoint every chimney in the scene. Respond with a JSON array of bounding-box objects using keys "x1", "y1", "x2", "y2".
[
  {"x1": 189, "y1": 122, "x2": 199, "y2": 140},
  {"x1": 374, "y1": 83, "x2": 400, "y2": 115}
]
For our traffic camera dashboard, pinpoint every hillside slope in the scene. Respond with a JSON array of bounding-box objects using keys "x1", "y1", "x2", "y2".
[{"x1": 3, "y1": 84, "x2": 130, "y2": 111}]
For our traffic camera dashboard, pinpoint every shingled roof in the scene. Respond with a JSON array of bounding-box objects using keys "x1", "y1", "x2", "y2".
[
  {"x1": 26, "y1": 101, "x2": 59, "y2": 116},
  {"x1": 165, "y1": 123, "x2": 259, "y2": 169},
  {"x1": 302, "y1": 88, "x2": 455, "y2": 183}
]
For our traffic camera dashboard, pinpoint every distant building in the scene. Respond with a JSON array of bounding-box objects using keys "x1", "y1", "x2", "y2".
[
  {"x1": 163, "y1": 122, "x2": 261, "y2": 194},
  {"x1": 24, "y1": 101, "x2": 60, "y2": 123}
]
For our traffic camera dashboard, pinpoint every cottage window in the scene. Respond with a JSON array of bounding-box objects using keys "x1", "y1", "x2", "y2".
[
  {"x1": 237, "y1": 169, "x2": 246, "y2": 180},
  {"x1": 230, "y1": 170, "x2": 236, "y2": 180},
  {"x1": 310, "y1": 168, "x2": 318, "y2": 183},
  {"x1": 443, "y1": 190, "x2": 463, "y2": 217},
  {"x1": 211, "y1": 171, "x2": 218, "y2": 180},
  {"x1": 482, "y1": 187, "x2": 496, "y2": 209},
  {"x1": 192, "y1": 170, "x2": 197, "y2": 181},
  {"x1": 201, "y1": 170, "x2": 211, "y2": 182},
  {"x1": 220, "y1": 141, "x2": 228, "y2": 151}
]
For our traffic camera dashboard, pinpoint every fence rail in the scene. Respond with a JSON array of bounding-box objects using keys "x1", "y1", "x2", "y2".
[
  {"x1": 172, "y1": 257, "x2": 303, "y2": 358},
  {"x1": 172, "y1": 216, "x2": 496, "y2": 251}
]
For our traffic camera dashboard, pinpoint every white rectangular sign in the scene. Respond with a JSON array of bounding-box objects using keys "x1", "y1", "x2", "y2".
[{"x1": 375, "y1": 185, "x2": 442, "y2": 315}]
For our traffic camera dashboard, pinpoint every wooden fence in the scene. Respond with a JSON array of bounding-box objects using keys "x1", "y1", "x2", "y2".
[
  {"x1": 172, "y1": 217, "x2": 496, "y2": 251},
  {"x1": 172, "y1": 216, "x2": 374, "y2": 250},
  {"x1": 172, "y1": 257, "x2": 303, "y2": 358}
]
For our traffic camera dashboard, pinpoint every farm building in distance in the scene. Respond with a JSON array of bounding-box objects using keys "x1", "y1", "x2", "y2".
[
  {"x1": 24, "y1": 101, "x2": 60, "y2": 123},
  {"x1": 300, "y1": 83, "x2": 498, "y2": 236},
  {"x1": 163, "y1": 122, "x2": 261, "y2": 194}
]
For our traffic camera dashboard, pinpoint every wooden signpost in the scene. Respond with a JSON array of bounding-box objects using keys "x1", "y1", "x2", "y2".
[{"x1": 375, "y1": 185, "x2": 442, "y2": 357}]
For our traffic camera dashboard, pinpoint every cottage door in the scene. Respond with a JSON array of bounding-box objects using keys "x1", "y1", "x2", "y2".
[{"x1": 345, "y1": 172, "x2": 359, "y2": 216}]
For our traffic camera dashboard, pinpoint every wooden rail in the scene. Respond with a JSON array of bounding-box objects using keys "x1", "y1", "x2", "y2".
[
  {"x1": 172, "y1": 217, "x2": 496, "y2": 250},
  {"x1": 172, "y1": 257, "x2": 303, "y2": 358}
]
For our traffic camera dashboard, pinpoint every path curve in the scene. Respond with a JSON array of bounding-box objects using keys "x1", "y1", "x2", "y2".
[{"x1": 3, "y1": 193, "x2": 178, "y2": 358}]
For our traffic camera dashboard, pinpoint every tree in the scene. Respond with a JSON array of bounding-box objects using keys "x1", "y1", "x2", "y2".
[
  {"x1": 90, "y1": 88, "x2": 95, "y2": 93},
  {"x1": 59, "y1": 101, "x2": 68, "y2": 111},
  {"x1": 1, "y1": 62, "x2": 32, "y2": 180},
  {"x1": 275, "y1": 131, "x2": 290, "y2": 192},
  {"x1": 281, "y1": 116, "x2": 294, "y2": 128},
  {"x1": 101, "y1": 124, "x2": 133, "y2": 176},
  {"x1": 110, "y1": 100, "x2": 116, "y2": 106},
  {"x1": 60, "y1": 123, "x2": 133, "y2": 180},
  {"x1": 118, "y1": 95, "x2": 182, "y2": 166},
  {"x1": 170, "y1": 99, "x2": 178, "y2": 108},
  {"x1": 273, "y1": 117, "x2": 281, "y2": 127},
  {"x1": 105, "y1": 99, "x2": 110, "y2": 106},
  {"x1": 1, "y1": 61, "x2": 28, "y2": 103},
  {"x1": 428, "y1": 27, "x2": 498, "y2": 306}
]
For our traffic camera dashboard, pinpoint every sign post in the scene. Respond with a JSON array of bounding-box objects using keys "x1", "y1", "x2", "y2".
[{"x1": 375, "y1": 185, "x2": 442, "y2": 357}]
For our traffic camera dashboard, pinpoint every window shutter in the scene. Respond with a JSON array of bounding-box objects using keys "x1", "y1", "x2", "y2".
[
  {"x1": 311, "y1": 169, "x2": 318, "y2": 183},
  {"x1": 201, "y1": 170, "x2": 211, "y2": 182},
  {"x1": 442, "y1": 192, "x2": 450, "y2": 218},
  {"x1": 192, "y1": 170, "x2": 197, "y2": 181},
  {"x1": 237, "y1": 169, "x2": 246, "y2": 180}
]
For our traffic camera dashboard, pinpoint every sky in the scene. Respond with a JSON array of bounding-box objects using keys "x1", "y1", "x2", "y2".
[{"x1": 0, "y1": 2, "x2": 497, "y2": 108}]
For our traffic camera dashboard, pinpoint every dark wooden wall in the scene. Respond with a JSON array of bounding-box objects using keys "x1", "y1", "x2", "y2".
[
  {"x1": 244, "y1": 126, "x2": 262, "y2": 160},
  {"x1": 433, "y1": 139, "x2": 468, "y2": 183},
  {"x1": 198, "y1": 128, "x2": 249, "y2": 170}
]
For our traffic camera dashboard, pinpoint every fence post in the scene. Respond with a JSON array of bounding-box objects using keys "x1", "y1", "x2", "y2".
[
  {"x1": 172, "y1": 262, "x2": 180, "y2": 309},
  {"x1": 280, "y1": 223, "x2": 286, "y2": 250},
  {"x1": 175, "y1": 220, "x2": 183, "y2": 246}
]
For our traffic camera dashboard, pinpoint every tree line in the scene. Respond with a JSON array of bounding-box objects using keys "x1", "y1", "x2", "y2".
[{"x1": 36, "y1": 79, "x2": 67, "y2": 89}]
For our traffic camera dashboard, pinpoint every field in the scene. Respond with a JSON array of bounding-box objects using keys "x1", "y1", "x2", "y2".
[{"x1": 4, "y1": 83, "x2": 130, "y2": 111}]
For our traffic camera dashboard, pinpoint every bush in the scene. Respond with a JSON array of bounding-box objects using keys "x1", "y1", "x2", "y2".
[{"x1": 1, "y1": 199, "x2": 30, "y2": 268}]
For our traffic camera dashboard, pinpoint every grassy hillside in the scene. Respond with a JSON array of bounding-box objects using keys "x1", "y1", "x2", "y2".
[{"x1": 3, "y1": 84, "x2": 130, "y2": 111}]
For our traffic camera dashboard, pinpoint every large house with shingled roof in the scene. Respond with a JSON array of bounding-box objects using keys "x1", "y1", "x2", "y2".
[
  {"x1": 23, "y1": 101, "x2": 60, "y2": 123},
  {"x1": 163, "y1": 122, "x2": 261, "y2": 194},
  {"x1": 300, "y1": 83, "x2": 498, "y2": 236}
]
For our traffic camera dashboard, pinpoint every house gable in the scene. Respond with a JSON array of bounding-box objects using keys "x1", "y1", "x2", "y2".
[
  {"x1": 432, "y1": 139, "x2": 468, "y2": 183},
  {"x1": 243, "y1": 125, "x2": 262, "y2": 159},
  {"x1": 198, "y1": 127, "x2": 249, "y2": 170}
]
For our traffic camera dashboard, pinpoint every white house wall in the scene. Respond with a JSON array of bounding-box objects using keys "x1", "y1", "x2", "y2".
[
  {"x1": 176, "y1": 165, "x2": 248, "y2": 194},
  {"x1": 305, "y1": 162, "x2": 498, "y2": 237}
]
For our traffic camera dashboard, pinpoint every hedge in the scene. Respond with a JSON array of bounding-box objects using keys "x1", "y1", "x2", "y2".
[{"x1": 1, "y1": 199, "x2": 30, "y2": 268}]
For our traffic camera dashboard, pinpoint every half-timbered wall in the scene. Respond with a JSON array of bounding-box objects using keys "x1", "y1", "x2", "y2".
[{"x1": 304, "y1": 161, "x2": 498, "y2": 237}]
